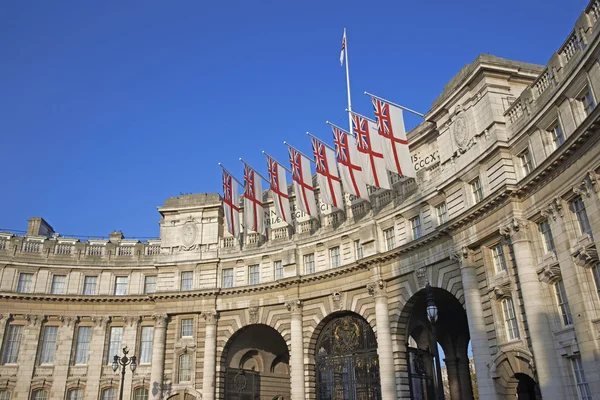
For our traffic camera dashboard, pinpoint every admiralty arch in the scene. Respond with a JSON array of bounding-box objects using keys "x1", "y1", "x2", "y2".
[{"x1": 2, "y1": 2, "x2": 600, "y2": 399}]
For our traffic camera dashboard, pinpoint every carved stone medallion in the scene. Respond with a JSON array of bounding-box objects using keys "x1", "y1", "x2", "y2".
[
  {"x1": 452, "y1": 106, "x2": 471, "y2": 151},
  {"x1": 180, "y1": 219, "x2": 198, "y2": 251}
]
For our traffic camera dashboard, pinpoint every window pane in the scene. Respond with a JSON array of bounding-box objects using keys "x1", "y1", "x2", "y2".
[
  {"x1": 249, "y1": 265, "x2": 260, "y2": 285},
  {"x1": 114, "y1": 277, "x2": 128, "y2": 296},
  {"x1": 17, "y1": 273, "x2": 33, "y2": 293},
  {"x1": 571, "y1": 356, "x2": 592, "y2": 400},
  {"x1": 75, "y1": 327, "x2": 92, "y2": 364},
  {"x1": 144, "y1": 276, "x2": 157, "y2": 294},
  {"x1": 83, "y1": 276, "x2": 97, "y2": 295},
  {"x1": 354, "y1": 240, "x2": 363, "y2": 260},
  {"x1": 50, "y1": 275, "x2": 66, "y2": 295},
  {"x1": 134, "y1": 388, "x2": 149, "y2": 400},
  {"x1": 304, "y1": 254, "x2": 315, "y2": 274},
  {"x1": 551, "y1": 121, "x2": 565, "y2": 147},
  {"x1": 554, "y1": 280, "x2": 573, "y2": 326},
  {"x1": 492, "y1": 245, "x2": 507, "y2": 273},
  {"x1": 0, "y1": 390, "x2": 10, "y2": 400},
  {"x1": 274, "y1": 260, "x2": 283, "y2": 280},
  {"x1": 330, "y1": 247, "x2": 340, "y2": 268},
  {"x1": 571, "y1": 197, "x2": 592, "y2": 236},
  {"x1": 139, "y1": 326, "x2": 153, "y2": 364},
  {"x1": 538, "y1": 221, "x2": 555, "y2": 253},
  {"x1": 181, "y1": 272, "x2": 193, "y2": 291},
  {"x1": 181, "y1": 319, "x2": 193, "y2": 337},
  {"x1": 179, "y1": 354, "x2": 192, "y2": 382},
  {"x1": 502, "y1": 298, "x2": 520, "y2": 340},
  {"x1": 67, "y1": 390, "x2": 83, "y2": 400},
  {"x1": 101, "y1": 388, "x2": 116, "y2": 400},
  {"x1": 31, "y1": 390, "x2": 47, "y2": 400},
  {"x1": 436, "y1": 202, "x2": 447, "y2": 224},
  {"x1": 222, "y1": 269, "x2": 233, "y2": 288},
  {"x1": 107, "y1": 327, "x2": 123, "y2": 364},
  {"x1": 384, "y1": 228, "x2": 395, "y2": 250},
  {"x1": 411, "y1": 216, "x2": 422, "y2": 239},
  {"x1": 2, "y1": 325, "x2": 23, "y2": 364},
  {"x1": 39, "y1": 326, "x2": 58, "y2": 364}
]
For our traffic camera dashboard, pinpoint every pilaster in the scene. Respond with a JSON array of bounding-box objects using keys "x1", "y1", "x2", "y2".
[
  {"x1": 285, "y1": 300, "x2": 305, "y2": 400},
  {"x1": 149, "y1": 314, "x2": 168, "y2": 400},
  {"x1": 201, "y1": 310, "x2": 218, "y2": 400}
]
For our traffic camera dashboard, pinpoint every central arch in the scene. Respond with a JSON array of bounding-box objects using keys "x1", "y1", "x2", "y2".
[{"x1": 314, "y1": 312, "x2": 382, "y2": 400}]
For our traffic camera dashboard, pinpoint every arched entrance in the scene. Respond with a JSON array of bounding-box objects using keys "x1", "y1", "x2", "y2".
[
  {"x1": 516, "y1": 373, "x2": 540, "y2": 400},
  {"x1": 314, "y1": 312, "x2": 382, "y2": 400},
  {"x1": 221, "y1": 324, "x2": 290, "y2": 400}
]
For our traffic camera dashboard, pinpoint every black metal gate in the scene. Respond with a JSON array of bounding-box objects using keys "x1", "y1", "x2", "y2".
[
  {"x1": 407, "y1": 348, "x2": 435, "y2": 400},
  {"x1": 315, "y1": 314, "x2": 381, "y2": 400},
  {"x1": 224, "y1": 368, "x2": 260, "y2": 400}
]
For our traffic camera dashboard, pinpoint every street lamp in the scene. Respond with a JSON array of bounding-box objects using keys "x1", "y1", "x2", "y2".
[
  {"x1": 426, "y1": 281, "x2": 445, "y2": 400},
  {"x1": 112, "y1": 346, "x2": 137, "y2": 400}
]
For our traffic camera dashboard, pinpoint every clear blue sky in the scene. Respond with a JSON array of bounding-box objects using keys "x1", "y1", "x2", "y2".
[{"x1": 0, "y1": 0, "x2": 586, "y2": 239}]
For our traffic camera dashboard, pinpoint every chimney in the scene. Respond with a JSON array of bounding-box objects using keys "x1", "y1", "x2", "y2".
[
  {"x1": 109, "y1": 231, "x2": 124, "y2": 242},
  {"x1": 27, "y1": 217, "x2": 55, "y2": 237}
]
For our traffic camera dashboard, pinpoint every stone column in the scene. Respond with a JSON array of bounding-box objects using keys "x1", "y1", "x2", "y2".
[
  {"x1": 457, "y1": 356, "x2": 474, "y2": 400},
  {"x1": 500, "y1": 219, "x2": 566, "y2": 400},
  {"x1": 150, "y1": 314, "x2": 168, "y2": 400},
  {"x1": 453, "y1": 248, "x2": 500, "y2": 400},
  {"x1": 444, "y1": 358, "x2": 462, "y2": 400},
  {"x1": 367, "y1": 280, "x2": 397, "y2": 400},
  {"x1": 286, "y1": 300, "x2": 305, "y2": 400},
  {"x1": 201, "y1": 310, "x2": 218, "y2": 400}
]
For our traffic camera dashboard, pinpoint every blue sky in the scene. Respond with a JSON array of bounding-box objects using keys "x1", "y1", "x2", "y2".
[{"x1": 0, "y1": 0, "x2": 586, "y2": 238}]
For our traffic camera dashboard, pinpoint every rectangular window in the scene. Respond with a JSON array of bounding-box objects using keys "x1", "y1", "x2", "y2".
[
  {"x1": 304, "y1": 253, "x2": 315, "y2": 274},
  {"x1": 180, "y1": 271, "x2": 193, "y2": 291},
  {"x1": 222, "y1": 268, "x2": 234, "y2": 288},
  {"x1": 383, "y1": 227, "x2": 395, "y2": 251},
  {"x1": 179, "y1": 354, "x2": 192, "y2": 382},
  {"x1": 74, "y1": 326, "x2": 92, "y2": 364},
  {"x1": 83, "y1": 276, "x2": 97, "y2": 295},
  {"x1": 248, "y1": 265, "x2": 260, "y2": 285},
  {"x1": 139, "y1": 326, "x2": 153, "y2": 364},
  {"x1": 2, "y1": 325, "x2": 23, "y2": 364},
  {"x1": 571, "y1": 197, "x2": 592, "y2": 236},
  {"x1": 17, "y1": 273, "x2": 33, "y2": 294},
  {"x1": 144, "y1": 276, "x2": 157, "y2": 295},
  {"x1": 436, "y1": 202, "x2": 447, "y2": 225},
  {"x1": 50, "y1": 275, "x2": 66, "y2": 295},
  {"x1": 592, "y1": 263, "x2": 600, "y2": 301},
  {"x1": 114, "y1": 276, "x2": 128, "y2": 296},
  {"x1": 492, "y1": 244, "x2": 508, "y2": 274},
  {"x1": 107, "y1": 327, "x2": 123, "y2": 364},
  {"x1": 538, "y1": 220, "x2": 556, "y2": 253},
  {"x1": 411, "y1": 216, "x2": 422, "y2": 240},
  {"x1": 519, "y1": 148, "x2": 534, "y2": 175},
  {"x1": 181, "y1": 318, "x2": 193, "y2": 338},
  {"x1": 577, "y1": 85, "x2": 596, "y2": 117},
  {"x1": 550, "y1": 120, "x2": 566, "y2": 148},
  {"x1": 274, "y1": 260, "x2": 283, "y2": 280},
  {"x1": 39, "y1": 326, "x2": 58, "y2": 364},
  {"x1": 501, "y1": 297, "x2": 520, "y2": 340},
  {"x1": 0, "y1": 391, "x2": 10, "y2": 400},
  {"x1": 329, "y1": 246, "x2": 340, "y2": 269},
  {"x1": 354, "y1": 240, "x2": 363, "y2": 260},
  {"x1": 571, "y1": 356, "x2": 592, "y2": 400},
  {"x1": 554, "y1": 279, "x2": 573, "y2": 326},
  {"x1": 471, "y1": 178, "x2": 484, "y2": 203}
]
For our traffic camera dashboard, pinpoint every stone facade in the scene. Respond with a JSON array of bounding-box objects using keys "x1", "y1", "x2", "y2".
[{"x1": 2, "y1": 1, "x2": 600, "y2": 399}]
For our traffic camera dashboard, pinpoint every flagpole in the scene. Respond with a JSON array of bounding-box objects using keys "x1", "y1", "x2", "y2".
[
  {"x1": 283, "y1": 141, "x2": 316, "y2": 164},
  {"x1": 239, "y1": 158, "x2": 270, "y2": 184},
  {"x1": 218, "y1": 163, "x2": 243, "y2": 185},
  {"x1": 261, "y1": 151, "x2": 293, "y2": 174},
  {"x1": 364, "y1": 91, "x2": 425, "y2": 118},
  {"x1": 326, "y1": 120, "x2": 355, "y2": 138},
  {"x1": 306, "y1": 132, "x2": 336, "y2": 152},
  {"x1": 344, "y1": 27, "x2": 354, "y2": 133},
  {"x1": 346, "y1": 108, "x2": 376, "y2": 123}
]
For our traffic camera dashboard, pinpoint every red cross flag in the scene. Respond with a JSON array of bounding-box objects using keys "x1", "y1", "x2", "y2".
[
  {"x1": 265, "y1": 154, "x2": 292, "y2": 225},
  {"x1": 221, "y1": 166, "x2": 240, "y2": 238},
  {"x1": 242, "y1": 162, "x2": 265, "y2": 235},
  {"x1": 331, "y1": 124, "x2": 369, "y2": 199},
  {"x1": 370, "y1": 96, "x2": 416, "y2": 178},
  {"x1": 350, "y1": 111, "x2": 391, "y2": 190},
  {"x1": 287, "y1": 144, "x2": 318, "y2": 217},
  {"x1": 311, "y1": 136, "x2": 343, "y2": 208}
]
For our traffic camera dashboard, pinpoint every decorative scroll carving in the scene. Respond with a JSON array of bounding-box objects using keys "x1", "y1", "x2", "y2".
[
  {"x1": 60, "y1": 316, "x2": 79, "y2": 327},
  {"x1": 587, "y1": 170, "x2": 599, "y2": 193},
  {"x1": 331, "y1": 292, "x2": 342, "y2": 311},
  {"x1": 537, "y1": 252, "x2": 561, "y2": 283},
  {"x1": 499, "y1": 218, "x2": 529, "y2": 241},
  {"x1": 202, "y1": 310, "x2": 218, "y2": 324},
  {"x1": 541, "y1": 197, "x2": 564, "y2": 221},
  {"x1": 571, "y1": 234, "x2": 598, "y2": 268},
  {"x1": 490, "y1": 272, "x2": 512, "y2": 301},
  {"x1": 366, "y1": 280, "x2": 386, "y2": 297},
  {"x1": 179, "y1": 217, "x2": 198, "y2": 252},
  {"x1": 573, "y1": 181, "x2": 591, "y2": 198},
  {"x1": 285, "y1": 300, "x2": 302, "y2": 314},
  {"x1": 248, "y1": 307, "x2": 259, "y2": 325},
  {"x1": 152, "y1": 314, "x2": 169, "y2": 327}
]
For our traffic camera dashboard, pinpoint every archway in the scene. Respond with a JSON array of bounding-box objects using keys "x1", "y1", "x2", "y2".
[
  {"x1": 400, "y1": 286, "x2": 474, "y2": 400},
  {"x1": 516, "y1": 373, "x2": 540, "y2": 400},
  {"x1": 220, "y1": 324, "x2": 290, "y2": 400},
  {"x1": 491, "y1": 350, "x2": 540, "y2": 399},
  {"x1": 314, "y1": 312, "x2": 382, "y2": 400}
]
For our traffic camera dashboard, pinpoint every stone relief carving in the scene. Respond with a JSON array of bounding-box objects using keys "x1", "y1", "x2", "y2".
[
  {"x1": 202, "y1": 310, "x2": 218, "y2": 323},
  {"x1": 366, "y1": 279, "x2": 386, "y2": 297},
  {"x1": 179, "y1": 217, "x2": 198, "y2": 252},
  {"x1": 541, "y1": 197, "x2": 564, "y2": 221},
  {"x1": 248, "y1": 306, "x2": 259, "y2": 324},
  {"x1": 499, "y1": 218, "x2": 529, "y2": 241},
  {"x1": 571, "y1": 235, "x2": 598, "y2": 268},
  {"x1": 452, "y1": 105, "x2": 475, "y2": 155},
  {"x1": 152, "y1": 314, "x2": 169, "y2": 327},
  {"x1": 285, "y1": 300, "x2": 302, "y2": 313},
  {"x1": 416, "y1": 267, "x2": 427, "y2": 288},
  {"x1": 332, "y1": 292, "x2": 342, "y2": 311}
]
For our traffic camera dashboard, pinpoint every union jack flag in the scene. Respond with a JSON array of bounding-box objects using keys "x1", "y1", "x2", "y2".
[
  {"x1": 268, "y1": 157, "x2": 279, "y2": 191},
  {"x1": 289, "y1": 148, "x2": 303, "y2": 182},
  {"x1": 221, "y1": 167, "x2": 240, "y2": 238},
  {"x1": 373, "y1": 98, "x2": 393, "y2": 138},
  {"x1": 287, "y1": 144, "x2": 317, "y2": 217},
  {"x1": 312, "y1": 138, "x2": 328, "y2": 174},
  {"x1": 223, "y1": 171, "x2": 234, "y2": 204},
  {"x1": 244, "y1": 165, "x2": 256, "y2": 199},
  {"x1": 333, "y1": 127, "x2": 350, "y2": 164},
  {"x1": 352, "y1": 115, "x2": 372, "y2": 151}
]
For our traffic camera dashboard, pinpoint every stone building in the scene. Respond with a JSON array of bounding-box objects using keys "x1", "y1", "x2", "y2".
[{"x1": 2, "y1": 1, "x2": 600, "y2": 399}]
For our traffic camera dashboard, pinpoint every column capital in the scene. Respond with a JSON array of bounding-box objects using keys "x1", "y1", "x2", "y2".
[
  {"x1": 451, "y1": 246, "x2": 475, "y2": 268},
  {"x1": 151, "y1": 313, "x2": 169, "y2": 327},
  {"x1": 367, "y1": 279, "x2": 387, "y2": 298},
  {"x1": 285, "y1": 300, "x2": 303, "y2": 314},
  {"x1": 541, "y1": 197, "x2": 564, "y2": 221},
  {"x1": 202, "y1": 310, "x2": 218, "y2": 324},
  {"x1": 499, "y1": 218, "x2": 529, "y2": 242}
]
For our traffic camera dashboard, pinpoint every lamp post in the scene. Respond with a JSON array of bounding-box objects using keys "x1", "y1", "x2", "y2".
[
  {"x1": 426, "y1": 282, "x2": 445, "y2": 400},
  {"x1": 112, "y1": 346, "x2": 137, "y2": 400}
]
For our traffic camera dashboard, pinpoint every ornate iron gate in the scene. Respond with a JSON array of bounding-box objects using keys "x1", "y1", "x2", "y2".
[
  {"x1": 407, "y1": 348, "x2": 435, "y2": 400},
  {"x1": 315, "y1": 314, "x2": 381, "y2": 400},
  {"x1": 224, "y1": 368, "x2": 260, "y2": 400}
]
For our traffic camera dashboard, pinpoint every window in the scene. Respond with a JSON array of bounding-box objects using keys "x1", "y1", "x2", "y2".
[
  {"x1": 274, "y1": 260, "x2": 283, "y2": 280},
  {"x1": 181, "y1": 318, "x2": 193, "y2": 338},
  {"x1": 383, "y1": 228, "x2": 395, "y2": 250},
  {"x1": 436, "y1": 202, "x2": 447, "y2": 225},
  {"x1": 492, "y1": 244, "x2": 508, "y2": 273},
  {"x1": 74, "y1": 326, "x2": 92, "y2": 364},
  {"x1": 571, "y1": 355, "x2": 592, "y2": 400},
  {"x1": 0, "y1": 391, "x2": 10, "y2": 400},
  {"x1": 101, "y1": 388, "x2": 116, "y2": 400},
  {"x1": 471, "y1": 178, "x2": 484, "y2": 203},
  {"x1": 144, "y1": 276, "x2": 157, "y2": 295},
  {"x1": 107, "y1": 327, "x2": 123, "y2": 364},
  {"x1": 519, "y1": 148, "x2": 534, "y2": 175},
  {"x1": 354, "y1": 240, "x2": 363, "y2": 260},
  {"x1": 39, "y1": 326, "x2": 58, "y2": 364},
  {"x1": 139, "y1": 326, "x2": 153, "y2": 364},
  {"x1": 329, "y1": 246, "x2": 340, "y2": 269},
  {"x1": 50, "y1": 275, "x2": 66, "y2": 295},
  {"x1": 2, "y1": 325, "x2": 23, "y2": 364},
  {"x1": 501, "y1": 297, "x2": 520, "y2": 340},
  {"x1": 577, "y1": 85, "x2": 596, "y2": 117},
  {"x1": 180, "y1": 271, "x2": 193, "y2": 291},
  {"x1": 248, "y1": 265, "x2": 260, "y2": 285},
  {"x1": 304, "y1": 253, "x2": 315, "y2": 274},
  {"x1": 549, "y1": 120, "x2": 566, "y2": 148},
  {"x1": 67, "y1": 390, "x2": 83, "y2": 400},
  {"x1": 571, "y1": 197, "x2": 592, "y2": 236},
  {"x1": 114, "y1": 276, "x2": 128, "y2": 296},
  {"x1": 411, "y1": 216, "x2": 422, "y2": 240},
  {"x1": 538, "y1": 220, "x2": 556, "y2": 253},
  {"x1": 178, "y1": 354, "x2": 192, "y2": 382},
  {"x1": 30, "y1": 390, "x2": 47, "y2": 400},
  {"x1": 134, "y1": 388, "x2": 149, "y2": 400},
  {"x1": 592, "y1": 263, "x2": 600, "y2": 301},
  {"x1": 17, "y1": 273, "x2": 33, "y2": 293},
  {"x1": 222, "y1": 268, "x2": 234, "y2": 288},
  {"x1": 83, "y1": 276, "x2": 97, "y2": 295},
  {"x1": 554, "y1": 279, "x2": 573, "y2": 326}
]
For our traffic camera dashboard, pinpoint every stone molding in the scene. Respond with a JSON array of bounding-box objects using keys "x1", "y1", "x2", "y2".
[
  {"x1": 499, "y1": 218, "x2": 529, "y2": 242},
  {"x1": 366, "y1": 279, "x2": 387, "y2": 297},
  {"x1": 285, "y1": 300, "x2": 302, "y2": 314}
]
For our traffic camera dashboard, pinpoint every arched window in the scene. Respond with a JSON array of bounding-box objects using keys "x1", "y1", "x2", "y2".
[
  {"x1": 178, "y1": 354, "x2": 192, "y2": 382},
  {"x1": 134, "y1": 387, "x2": 148, "y2": 400},
  {"x1": 67, "y1": 389, "x2": 83, "y2": 400},
  {"x1": 30, "y1": 390, "x2": 47, "y2": 400},
  {"x1": 101, "y1": 388, "x2": 116, "y2": 400},
  {"x1": 0, "y1": 391, "x2": 10, "y2": 400}
]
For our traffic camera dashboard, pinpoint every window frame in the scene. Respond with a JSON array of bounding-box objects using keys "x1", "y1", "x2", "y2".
[
  {"x1": 554, "y1": 279, "x2": 573, "y2": 326},
  {"x1": 570, "y1": 197, "x2": 592, "y2": 236},
  {"x1": 106, "y1": 326, "x2": 124, "y2": 365},
  {"x1": 354, "y1": 240, "x2": 363, "y2": 260},
  {"x1": 222, "y1": 268, "x2": 234, "y2": 288},
  {"x1": 410, "y1": 216, "x2": 422, "y2": 240},
  {"x1": 17, "y1": 273, "x2": 33, "y2": 294},
  {"x1": 329, "y1": 246, "x2": 341, "y2": 269},
  {"x1": 2, "y1": 324, "x2": 23, "y2": 364},
  {"x1": 538, "y1": 220, "x2": 556, "y2": 254},
  {"x1": 273, "y1": 260, "x2": 283, "y2": 281},
  {"x1": 492, "y1": 244, "x2": 508, "y2": 274},
  {"x1": 248, "y1": 264, "x2": 260, "y2": 285},
  {"x1": 134, "y1": 387, "x2": 149, "y2": 400},
  {"x1": 39, "y1": 325, "x2": 59, "y2": 365},
  {"x1": 143, "y1": 275, "x2": 157, "y2": 295},
  {"x1": 304, "y1": 253, "x2": 315, "y2": 274},
  {"x1": 180, "y1": 318, "x2": 194, "y2": 338},
  {"x1": 518, "y1": 147, "x2": 534, "y2": 176},
  {"x1": 436, "y1": 202, "x2": 447, "y2": 225},
  {"x1": 383, "y1": 227, "x2": 395, "y2": 251},
  {"x1": 101, "y1": 388, "x2": 116, "y2": 400},
  {"x1": 50, "y1": 275, "x2": 66, "y2": 295},
  {"x1": 576, "y1": 84, "x2": 596, "y2": 118},
  {"x1": 180, "y1": 271, "x2": 193, "y2": 291},
  {"x1": 30, "y1": 390, "x2": 48, "y2": 400},
  {"x1": 74, "y1": 326, "x2": 92, "y2": 365},
  {"x1": 501, "y1": 297, "x2": 520, "y2": 341},
  {"x1": 83, "y1": 276, "x2": 97, "y2": 296},
  {"x1": 549, "y1": 119, "x2": 566, "y2": 148},
  {"x1": 67, "y1": 389, "x2": 83, "y2": 400},
  {"x1": 114, "y1": 276, "x2": 128, "y2": 296},
  {"x1": 470, "y1": 177, "x2": 484, "y2": 203},
  {"x1": 178, "y1": 353, "x2": 192, "y2": 383},
  {"x1": 139, "y1": 326, "x2": 154, "y2": 364},
  {"x1": 571, "y1": 355, "x2": 592, "y2": 400}
]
